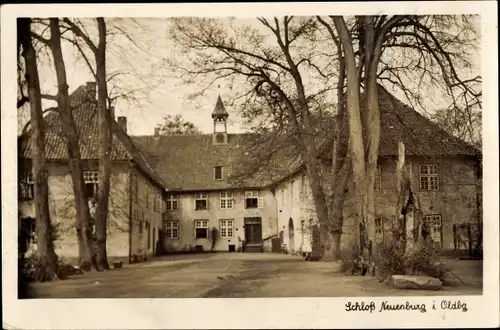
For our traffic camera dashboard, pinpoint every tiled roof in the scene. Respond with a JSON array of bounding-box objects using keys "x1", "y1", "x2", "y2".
[
  {"x1": 319, "y1": 84, "x2": 481, "y2": 159},
  {"x1": 131, "y1": 133, "x2": 299, "y2": 191},
  {"x1": 18, "y1": 84, "x2": 167, "y2": 190}
]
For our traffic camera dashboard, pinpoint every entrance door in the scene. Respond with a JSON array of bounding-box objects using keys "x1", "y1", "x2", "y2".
[
  {"x1": 244, "y1": 217, "x2": 262, "y2": 243},
  {"x1": 288, "y1": 218, "x2": 295, "y2": 252}
]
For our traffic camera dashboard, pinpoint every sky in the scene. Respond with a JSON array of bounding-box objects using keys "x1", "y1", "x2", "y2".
[
  {"x1": 19, "y1": 18, "x2": 241, "y2": 136},
  {"x1": 18, "y1": 16, "x2": 481, "y2": 137}
]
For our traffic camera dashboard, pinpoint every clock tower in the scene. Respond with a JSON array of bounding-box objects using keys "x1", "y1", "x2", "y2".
[{"x1": 212, "y1": 95, "x2": 229, "y2": 145}]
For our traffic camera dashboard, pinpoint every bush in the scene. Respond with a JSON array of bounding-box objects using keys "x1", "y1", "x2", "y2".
[
  {"x1": 372, "y1": 237, "x2": 406, "y2": 280},
  {"x1": 339, "y1": 244, "x2": 376, "y2": 275},
  {"x1": 22, "y1": 255, "x2": 75, "y2": 282},
  {"x1": 373, "y1": 233, "x2": 450, "y2": 281}
]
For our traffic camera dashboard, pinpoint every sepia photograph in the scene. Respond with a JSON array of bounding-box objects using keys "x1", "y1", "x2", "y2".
[{"x1": 2, "y1": 2, "x2": 498, "y2": 329}]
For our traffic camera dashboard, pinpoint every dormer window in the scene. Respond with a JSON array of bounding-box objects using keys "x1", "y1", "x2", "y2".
[{"x1": 214, "y1": 166, "x2": 223, "y2": 180}]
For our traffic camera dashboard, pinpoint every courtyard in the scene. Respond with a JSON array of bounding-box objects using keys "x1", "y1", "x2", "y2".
[{"x1": 26, "y1": 253, "x2": 482, "y2": 298}]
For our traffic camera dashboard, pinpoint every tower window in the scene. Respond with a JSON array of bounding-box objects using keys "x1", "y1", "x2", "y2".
[{"x1": 214, "y1": 166, "x2": 223, "y2": 180}]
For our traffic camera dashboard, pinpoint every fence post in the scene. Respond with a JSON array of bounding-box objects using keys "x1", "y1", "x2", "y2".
[
  {"x1": 467, "y1": 223, "x2": 472, "y2": 258},
  {"x1": 453, "y1": 224, "x2": 458, "y2": 259}
]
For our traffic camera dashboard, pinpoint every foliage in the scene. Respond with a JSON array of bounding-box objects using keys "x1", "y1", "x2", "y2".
[
  {"x1": 157, "y1": 114, "x2": 202, "y2": 135},
  {"x1": 340, "y1": 244, "x2": 375, "y2": 275},
  {"x1": 373, "y1": 231, "x2": 450, "y2": 281},
  {"x1": 21, "y1": 255, "x2": 84, "y2": 282}
]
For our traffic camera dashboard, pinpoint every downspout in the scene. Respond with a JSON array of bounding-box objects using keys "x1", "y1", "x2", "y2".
[{"x1": 128, "y1": 161, "x2": 134, "y2": 264}]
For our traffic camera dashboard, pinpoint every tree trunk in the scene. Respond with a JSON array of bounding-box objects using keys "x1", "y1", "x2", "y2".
[
  {"x1": 361, "y1": 17, "x2": 381, "y2": 255},
  {"x1": 333, "y1": 16, "x2": 367, "y2": 253},
  {"x1": 321, "y1": 159, "x2": 350, "y2": 261},
  {"x1": 95, "y1": 17, "x2": 111, "y2": 270},
  {"x1": 19, "y1": 17, "x2": 59, "y2": 280},
  {"x1": 48, "y1": 18, "x2": 95, "y2": 271}
]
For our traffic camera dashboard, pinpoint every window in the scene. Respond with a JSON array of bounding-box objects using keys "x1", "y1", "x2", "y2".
[
  {"x1": 131, "y1": 173, "x2": 138, "y2": 202},
  {"x1": 153, "y1": 190, "x2": 158, "y2": 212},
  {"x1": 245, "y1": 190, "x2": 263, "y2": 209},
  {"x1": 84, "y1": 171, "x2": 99, "y2": 198},
  {"x1": 20, "y1": 172, "x2": 34, "y2": 200},
  {"x1": 214, "y1": 166, "x2": 224, "y2": 180},
  {"x1": 215, "y1": 133, "x2": 225, "y2": 143},
  {"x1": 149, "y1": 186, "x2": 154, "y2": 210},
  {"x1": 220, "y1": 219, "x2": 234, "y2": 238},
  {"x1": 220, "y1": 191, "x2": 233, "y2": 209},
  {"x1": 290, "y1": 180, "x2": 295, "y2": 204},
  {"x1": 195, "y1": 192, "x2": 208, "y2": 210},
  {"x1": 166, "y1": 193, "x2": 178, "y2": 210},
  {"x1": 165, "y1": 221, "x2": 179, "y2": 239},
  {"x1": 375, "y1": 165, "x2": 382, "y2": 190},
  {"x1": 375, "y1": 217, "x2": 384, "y2": 243},
  {"x1": 300, "y1": 174, "x2": 309, "y2": 198},
  {"x1": 423, "y1": 214, "x2": 442, "y2": 248},
  {"x1": 420, "y1": 165, "x2": 439, "y2": 191},
  {"x1": 139, "y1": 218, "x2": 144, "y2": 235},
  {"x1": 194, "y1": 219, "x2": 209, "y2": 238}
]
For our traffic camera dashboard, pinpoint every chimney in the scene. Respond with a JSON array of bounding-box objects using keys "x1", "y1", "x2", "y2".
[
  {"x1": 86, "y1": 81, "x2": 97, "y2": 101},
  {"x1": 117, "y1": 116, "x2": 127, "y2": 134},
  {"x1": 110, "y1": 106, "x2": 115, "y2": 120},
  {"x1": 154, "y1": 127, "x2": 160, "y2": 137}
]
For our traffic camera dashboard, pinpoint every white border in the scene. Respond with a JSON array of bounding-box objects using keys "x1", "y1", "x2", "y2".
[{"x1": 2, "y1": 2, "x2": 498, "y2": 329}]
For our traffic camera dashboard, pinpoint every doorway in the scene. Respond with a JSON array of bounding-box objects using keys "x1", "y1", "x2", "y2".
[
  {"x1": 244, "y1": 217, "x2": 262, "y2": 243},
  {"x1": 288, "y1": 218, "x2": 295, "y2": 253}
]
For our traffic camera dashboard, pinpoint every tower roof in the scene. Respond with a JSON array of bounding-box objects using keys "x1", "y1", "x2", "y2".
[{"x1": 211, "y1": 95, "x2": 229, "y2": 119}]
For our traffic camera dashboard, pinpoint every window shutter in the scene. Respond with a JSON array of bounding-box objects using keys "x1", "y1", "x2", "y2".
[{"x1": 258, "y1": 197, "x2": 264, "y2": 209}]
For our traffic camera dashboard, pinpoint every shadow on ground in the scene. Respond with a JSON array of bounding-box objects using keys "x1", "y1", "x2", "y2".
[{"x1": 25, "y1": 253, "x2": 483, "y2": 298}]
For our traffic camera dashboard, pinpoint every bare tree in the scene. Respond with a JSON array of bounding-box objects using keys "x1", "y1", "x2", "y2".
[
  {"x1": 63, "y1": 17, "x2": 113, "y2": 270},
  {"x1": 167, "y1": 17, "x2": 346, "y2": 260},
  {"x1": 327, "y1": 14, "x2": 480, "y2": 257},
  {"x1": 29, "y1": 18, "x2": 98, "y2": 271},
  {"x1": 167, "y1": 15, "x2": 480, "y2": 261},
  {"x1": 18, "y1": 17, "x2": 60, "y2": 280}
]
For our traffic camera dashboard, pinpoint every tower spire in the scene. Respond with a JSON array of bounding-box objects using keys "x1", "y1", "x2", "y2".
[{"x1": 212, "y1": 93, "x2": 229, "y2": 144}]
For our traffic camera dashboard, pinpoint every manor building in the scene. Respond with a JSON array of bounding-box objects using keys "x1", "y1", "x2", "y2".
[
  {"x1": 18, "y1": 82, "x2": 482, "y2": 263},
  {"x1": 18, "y1": 82, "x2": 167, "y2": 262}
]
